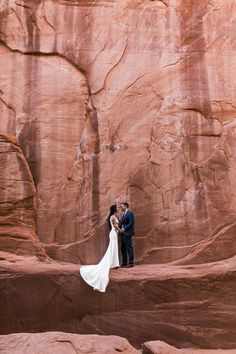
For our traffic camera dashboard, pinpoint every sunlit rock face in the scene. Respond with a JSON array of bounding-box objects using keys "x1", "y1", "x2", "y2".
[
  {"x1": 0, "y1": 332, "x2": 139, "y2": 354},
  {"x1": 0, "y1": 43, "x2": 98, "y2": 262},
  {"x1": 0, "y1": 133, "x2": 46, "y2": 260},
  {"x1": 1, "y1": 0, "x2": 236, "y2": 264},
  {"x1": 142, "y1": 340, "x2": 236, "y2": 354}
]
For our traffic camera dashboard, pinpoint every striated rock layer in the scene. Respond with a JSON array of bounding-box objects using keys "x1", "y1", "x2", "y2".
[
  {"x1": 1, "y1": 334, "x2": 236, "y2": 354},
  {"x1": 0, "y1": 133, "x2": 46, "y2": 260},
  {"x1": 1, "y1": 1, "x2": 236, "y2": 352},
  {"x1": 1, "y1": 1, "x2": 236, "y2": 264},
  {"x1": 1, "y1": 259, "x2": 236, "y2": 349},
  {"x1": 142, "y1": 340, "x2": 236, "y2": 354},
  {"x1": 0, "y1": 332, "x2": 139, "y2": 354}
]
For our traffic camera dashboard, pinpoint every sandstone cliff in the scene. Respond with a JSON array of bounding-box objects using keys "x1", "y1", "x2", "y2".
[
  {"x1": 1, "y1": 0, "x2": 236, "y2": 264},
  {"x1": 0, "y1": 1, "x2": 236, "y2": 352},
  {"x1": 0, "y1": 133, "x2": 46, "y2": 260}
]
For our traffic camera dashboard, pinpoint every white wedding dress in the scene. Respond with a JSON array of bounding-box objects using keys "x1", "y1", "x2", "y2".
[{"x1": 80, "y1": 216, "x2": 120, "y2": 292}]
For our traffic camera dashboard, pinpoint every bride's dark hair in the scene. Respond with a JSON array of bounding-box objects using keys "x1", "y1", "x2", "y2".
[{"x1": 107, "y1": 204, "x2": 117, "y2": 230}]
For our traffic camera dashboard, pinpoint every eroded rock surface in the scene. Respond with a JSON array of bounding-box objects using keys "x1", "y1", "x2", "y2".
[
  {"x1": 0, "y1": 332, "x2": 139, "y2": 354},
  {"x1": 0, "y1": 43, "x2": 99, "y2": 261},
  {"x1": 1, "y1": 1, "x2": 236, "y2": 263},
  {"x1": 1, "y1": 1, "x2": 236, "y2": 351},
  {"x1": 0, "y1": 259, "x2": 236, "y2": 349},
  {"x1": 0, "y1": 133, "x2": 46, "y2": 260},
  {"x1": 142, "y1": 340, "x2": 236, "y2": 354}
]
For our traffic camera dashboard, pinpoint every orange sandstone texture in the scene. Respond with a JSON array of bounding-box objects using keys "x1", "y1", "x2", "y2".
[
  {"x1": 0, "y1": 133, "x2": 46, "y2": 260},
  {"x1": 1, "y1": 260, "x2": 236, "y2": 349},
  {"x1": 0, "y1": 1, "x2": 236, "y2": 265},
  {"x1": 142, "y1": 340, "x2": 236, "y2": 354},
  {"x1": 0, "y1": 332, "x2": 139, "y2": 354},
  {"x1": 1, "y1": 1, "x2": 236, "y2": 352}
]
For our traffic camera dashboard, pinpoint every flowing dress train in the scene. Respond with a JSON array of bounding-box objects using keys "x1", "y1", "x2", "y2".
[{"x1": 80, "y1": 216, "x2": 119, "y2": 292}]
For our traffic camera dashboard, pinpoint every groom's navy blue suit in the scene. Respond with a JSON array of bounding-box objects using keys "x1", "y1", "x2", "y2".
[{"x1": 121, "y1": 210, "x2": 135, "y2": 266}]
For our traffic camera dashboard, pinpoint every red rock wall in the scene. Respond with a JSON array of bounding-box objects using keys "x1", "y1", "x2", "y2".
[
  {"x1": 0, "y1": 0, "x2": 236, "y2": 264},
  {"x1": 1, "y1": 259, "x2": 236, "y2": 349},
  {"x1": 0, "y1": 133, "x2": 46, "y2": 259}
]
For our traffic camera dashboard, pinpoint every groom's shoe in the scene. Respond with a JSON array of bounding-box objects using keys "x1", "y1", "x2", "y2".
[
  {"x1": 121, "y1": 264, "x2": 127, "y2": 268},
  {"x1": 127, "y1": 264, "x2": 134, "y2": 268}
]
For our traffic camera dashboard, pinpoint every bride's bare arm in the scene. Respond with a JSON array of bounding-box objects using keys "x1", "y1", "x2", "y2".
[{"x1": 111, "y1": 215, "x2": 122, "y2": 232}]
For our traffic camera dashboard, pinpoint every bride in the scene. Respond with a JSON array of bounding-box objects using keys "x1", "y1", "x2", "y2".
[{"x1": 80, "y1": 205, "x2": 122, "y2": 292}]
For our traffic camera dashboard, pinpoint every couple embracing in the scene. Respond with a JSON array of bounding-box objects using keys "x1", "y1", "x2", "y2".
[{"x1": 80, "y1": 203, "x2": 135, "y2": 292}]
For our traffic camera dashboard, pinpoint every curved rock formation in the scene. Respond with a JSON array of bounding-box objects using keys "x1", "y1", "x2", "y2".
[
  {"x1": 0, "y1": 132, "x2": 46, "y2": 260},
  {"x1": 0, "y1": 43, "x2": 99, "y2": 259},
  {"x1": 0, "y1": 1, "x2": 236, "y2": 352},
  {"x1": 1, "y1": 1, "x2": 236, "y2": 264}
]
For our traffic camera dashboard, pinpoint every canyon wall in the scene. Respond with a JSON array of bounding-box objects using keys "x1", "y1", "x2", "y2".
[
  {"x1": 0, "y1": 0, "x2": 236, "y2": 264},
  {"x1": 0, "y1": 133, "x2": 46, "y2": 260}
]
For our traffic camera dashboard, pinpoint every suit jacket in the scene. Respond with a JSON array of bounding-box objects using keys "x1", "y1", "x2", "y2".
[{"x1": 121, "y1": 210, "x2": 135, "y2": 236}]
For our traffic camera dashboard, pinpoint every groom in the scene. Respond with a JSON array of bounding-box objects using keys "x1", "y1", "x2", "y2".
[{"x1": 120, "y1": 202, "x2": 135, "y2": 268}]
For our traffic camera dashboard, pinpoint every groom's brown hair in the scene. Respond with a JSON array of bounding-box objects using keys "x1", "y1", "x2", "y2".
[{"x1": 121, "y1": 202, "x2": 129, "y2": 208}]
